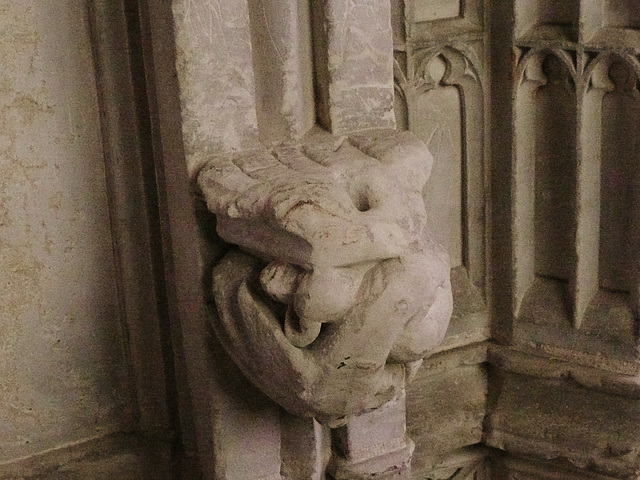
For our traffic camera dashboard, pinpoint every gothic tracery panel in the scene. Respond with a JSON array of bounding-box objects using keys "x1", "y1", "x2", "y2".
[
  {"x1": 534, "y1": 54, "x2": 577, "y2": 282},
  {"x1": 510, "y1": 42, "x2": 640, "y2": 368},
  {"x1": 513, "y1": 49, "x2": 578, "y2": 318},
  {"x1": 412, "y1": 54, "x2": 464, "y2": 268},
  {"x1": 598, "y1": 60, "x2": 640, "y2": 293},
  {"x1": 398, "y1": 46, "x2": 486, "y2": 294},
  {"x1": 394, "y1": 5, "x2": 490, "y2": 477}
]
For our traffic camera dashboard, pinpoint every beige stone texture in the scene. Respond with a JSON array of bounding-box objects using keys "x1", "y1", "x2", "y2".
[
  {"x1": 407, "y1": 345, "x2": 487, "y2": 474},
  {"x1": 0, "y1": 0, "x2": 132, "y2": 466},
  {"x1": 493, "y1": 456, "x2": 621, "y2": 480},
  {"x1": 201, "y1": 129, "x2": 452, "y2": 423},
  {"x1": 417, "y1": 447, "x2": 489, "y2": 480},
  {"x1": 171, "y1": 0, "x2": 261, "y2": 177},
  {"x1": 248, "y1": 0, "x2": 315, "y2": 144},
  {"x1": 0, "y1": 433, "x2": 199, "y2": 480},
  {"x1": 280, "y1": 413, "x2": 330, "y2": 480},
  {"x1": 312, "y1": 0, "x2": 396, "y2": 134},
  {"x1": 7, "y1": 0, "x2": 640, "y2": 478},
  {"x1": 487, "y1": 373, "x2": 640, "y2": 479},
  {"x1": 582, "y1": 0, "x2": 640, "y2": 50},
  {"x1": 329, "y1": 392, "x2": 414, "y2": 479},
  {"x1": 490, "y1": 346, "x2": 640, "y2": 399},
  {"x1": 414, "y1": 0, "x2": 461, "y2": 22},
  {"x1": 430, "y1": 266, "x2": 489, "y2": 355}
]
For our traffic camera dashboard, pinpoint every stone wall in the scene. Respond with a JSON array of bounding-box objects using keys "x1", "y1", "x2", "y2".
[
  {"x1": 487, "y1": 1, "x2": 640, "y2": 478},
  {"x1": 0, "y1": 0, "x2": 135, "y2": 469}
]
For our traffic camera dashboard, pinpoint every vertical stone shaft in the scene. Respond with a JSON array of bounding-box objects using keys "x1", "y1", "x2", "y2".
[
  {"x1": 328, "y1": 392, "x2": 414, "y2": 479},
  {"x1": 311, "y1": 0, "x2": 396, "y2": 135},
  {"x1": 171, "y1": 0, "x2": 260, "y2": 178},
  {"x1": 248, "y1": 0, "x2": 316, "y2": 144},
  {"x1": 573, "y1": 69, "x2": 601, "y2": 329},
  {"x1": 280, "y1": 412, "x2": 330, "y2": 480},
  {"x1": 309, "y1": 2, "x2": 406, "y2": 476},
  {"x1": 166, "y1": 1, "x2": 282, "y2": 479}
]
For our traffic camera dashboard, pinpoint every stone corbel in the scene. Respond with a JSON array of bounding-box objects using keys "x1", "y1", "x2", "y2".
[{"x1": 198, "y1": 128, "x2": 453, "y2": 476}]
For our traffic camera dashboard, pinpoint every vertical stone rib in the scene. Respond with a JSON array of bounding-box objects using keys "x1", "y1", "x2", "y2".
[
  {"x1": 171, "y1": 0, "x2": 260, "y2": 178},
  {"x1": 248, "y1": 0, "x2": 316, "y2": 144},
  {"x1": 572, "y1": 75, "x2": 601, "y2": 329},
  {"x1": 459, "y1": 66, "x2": 486, "y2": 294},
  {"x1": 280, "y1": 412, "x2": 330, "y2": 480},
  {"x1": 632, "y1": 179, "x2": 640, "y2": 322},
  {"x1": 512, "y1": 73, "x2": 537, "y2": 316},
  {"x1": 312, "y1": 0, "x2": 396, "y2": 135}
]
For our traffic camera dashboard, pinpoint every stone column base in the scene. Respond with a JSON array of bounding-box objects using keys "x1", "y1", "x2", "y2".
[{"x1": 327, "y1": 437, "x2": 414, "y2": 480}]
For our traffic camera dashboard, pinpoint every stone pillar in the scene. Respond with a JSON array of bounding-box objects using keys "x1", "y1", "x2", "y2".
[
  {"x1": 171, "y1": 0, "x2": 261, "y2": 177},
  {"x1": 328, "y1": 392, "x2": 414, "y2": 479},
  {"x1": 146, "y1": 0, "x2": 282, "y2": 478},
  {"x1": 311, "y1": 0, "x2": 396, "y2": 134},
  {"x1": 247, "y1": 0, "x2": 315, "y2": 144},
  {"x1": 153, "y1": 0, "x2": 453, "y2": 478}
]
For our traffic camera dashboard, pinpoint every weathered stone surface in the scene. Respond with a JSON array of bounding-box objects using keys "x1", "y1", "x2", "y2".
[
  {"x1": 0, "y1": 0, "x2": 133, "y2": 464},
  {"x1": 407, "y1": 349, "x2": 487, "y2": 472},
  {"x1": 171, "y1": 0, "x2": 261, "y2": 177},
  {"x1": 328, "y1": 392, "x2": 414, "y2": 479},
  {"x1": 416, "y1": 447, "x2": 490, "y2": 480},
  {"x1": 248, "y1": 0, "x2": 315, "y2": 144},
  {"x1": 280, "y1": 412, "x2": 330, "y2": 480},
  {"x1": 414, "y1": 0, "x2": 461, "y2": 22},
  {"x1": 431, "y1": 267, "x2": 490, "y2": 355},
  {"x1": 582, "y1": 1, "x2": 640, "y2": 52},
  {"x1": 209, "y1": 355, "x2": 282, "y2": 480},
  {"x1": 514, "y1": 276, "x2": 638, "y2": 374},
  {"x1": 397, "y1": 44, "x2": 487, "y2": 292},
  {"x1": 200, "y1": 129, "x2": 452, "y2": 424},
  {"x1": 490, "y1": 346, "x2": 640, "y2": 399},
  {"x1": 487, "y1": 373, "x2": 640, "y2": 478},
  {"x1": 312, "y1": 0, "x2": 396, "y2": 134},
  {"x1": 515, "y1": 0, "x2": 579, "y2": 42},
  {"x1": 493, "y1": 456, "x2": 622, "y2": 480},
  {"x1": 0, "y1": 433, "x2": 200, "y2": 480}
]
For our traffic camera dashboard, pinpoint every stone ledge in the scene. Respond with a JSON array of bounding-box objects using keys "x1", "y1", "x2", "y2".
[
  {"x1": 489, "y1": 344, "x2": 640, "y2": 399},
  {"x1": 486, "y1": 373, "x2": 640, "y2": 479},
  {"x1": 407, "y1": 345, "x2": 488, "y2": 473},
  {"x1": 0, "y1": 432, "x2": 198, "y2": 480},
  {"x1": 414, "y1": 446, "x2": 490, "y2": 480},
  {"x1": 492, "y1": 455, "x2": 623, "y2": 480}
]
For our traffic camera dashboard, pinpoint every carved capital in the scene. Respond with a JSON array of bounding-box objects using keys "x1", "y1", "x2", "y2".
[{"x1": 198, "y1": 129, "x2": 453, "y2": 424}]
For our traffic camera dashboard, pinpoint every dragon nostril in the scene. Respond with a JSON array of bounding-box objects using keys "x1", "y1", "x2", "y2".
[{"x1": 353, "y1": 191, "x2": 371, "y2": 212}]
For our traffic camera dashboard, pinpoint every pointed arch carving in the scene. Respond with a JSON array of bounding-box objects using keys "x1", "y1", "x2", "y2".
[
  {"x1": 574, "y1": 52, "x2": 640, "y2": 329},
  {"x1": 396, "y1": 45, "x2": 486, "y2": 295},
  {"x1": 512, "y1": 48, "x2": 578, "y2": 319}
]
